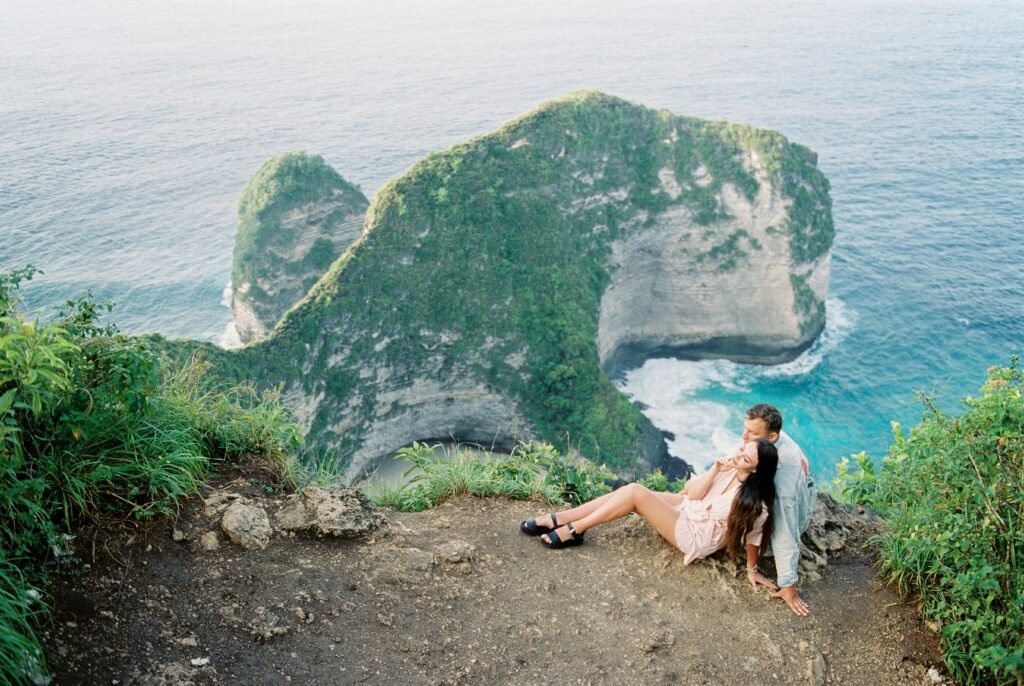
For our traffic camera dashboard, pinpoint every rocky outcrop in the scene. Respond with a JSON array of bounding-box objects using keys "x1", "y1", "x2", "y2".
[
  {"x1": 231, "y1": 151, "x2": 368, "y2": 343},
  {"x1": 276, "y1": 485, "x2": 384, "y2": 538},
  {"x1": 211, "y1": 91, "x2": 833, "y2": 479}
]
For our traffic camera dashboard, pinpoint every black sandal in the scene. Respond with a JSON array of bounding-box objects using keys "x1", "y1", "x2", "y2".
[
  {"x1": 541, "y1": 522, "x2": 585, "y2": 549},
  {"x1": 520, "y1": 513, "x2": 558, "y2": 536}
]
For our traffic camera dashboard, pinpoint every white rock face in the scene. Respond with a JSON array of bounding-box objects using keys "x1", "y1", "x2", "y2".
[
  {"x1": 598, "y1": 150, "x2": 829, "y2": 370},
  {"x1": 340, "y1": 371, "x2": 534, "y2": 481}
]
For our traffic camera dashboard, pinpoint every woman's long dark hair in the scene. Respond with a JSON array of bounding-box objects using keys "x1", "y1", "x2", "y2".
[{"x1": 724, "y1": 439, "x2": 778, "y2": 561}]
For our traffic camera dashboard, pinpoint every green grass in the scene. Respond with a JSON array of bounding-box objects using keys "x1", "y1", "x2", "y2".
[
  {"x1": 361, "y1": 441, "x2": 615, "y2": 512},
  {"x1": 0, "y1": 268, "x2": 305, "y2": 684},
  {"x1": 0, "y1": 559, "x2": 47, "y2": 686}
]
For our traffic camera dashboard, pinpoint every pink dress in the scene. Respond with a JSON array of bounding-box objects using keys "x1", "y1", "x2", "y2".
[{"x1": 673, "y1": 468, "x2": 768, "y2": 565}]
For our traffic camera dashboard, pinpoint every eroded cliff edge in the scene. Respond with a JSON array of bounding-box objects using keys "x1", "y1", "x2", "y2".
[{"x1": 185, "y1": 91, "x2": 832, "y2": 480}]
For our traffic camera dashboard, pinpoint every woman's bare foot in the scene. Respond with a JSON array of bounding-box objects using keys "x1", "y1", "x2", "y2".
[{"x1": 540, "y1": 523, "x2": 584, "y2": 548}]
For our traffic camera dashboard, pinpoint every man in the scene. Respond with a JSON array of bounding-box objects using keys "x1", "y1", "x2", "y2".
[{"x1": 741, "y1": 403, "x2": 816, "y2": 616}]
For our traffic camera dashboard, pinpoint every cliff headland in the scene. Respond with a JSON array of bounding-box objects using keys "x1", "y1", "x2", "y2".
[{"x1": 165, "y1": 90, "x2": 834, "y2": 480}]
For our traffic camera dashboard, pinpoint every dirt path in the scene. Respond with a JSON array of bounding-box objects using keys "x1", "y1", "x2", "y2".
[{"x1": 42, "y1": 479, "x2": 945, "y2": 685}]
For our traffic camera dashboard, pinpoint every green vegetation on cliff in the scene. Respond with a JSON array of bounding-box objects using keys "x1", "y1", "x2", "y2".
[
  {"x1": 836, "y1": 360, "x2": 1024, "y2": 685},
  {"x1": 214, "y1": 91, "x2": 833, "y2": 473},
  {"x1": 232, "y1": 151, "x2": 369, "y2": 340},
  {"x1": 0, "y1": 268, "x2": 302, "y2": 684}
]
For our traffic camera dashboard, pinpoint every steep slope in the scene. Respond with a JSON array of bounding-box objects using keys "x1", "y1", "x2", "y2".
[{"x1": 194, "y1": 91, "x2": 833, "y2": 479}]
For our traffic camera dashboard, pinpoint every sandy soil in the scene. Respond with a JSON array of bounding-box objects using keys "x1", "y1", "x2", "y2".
[{"x1": 42, "y1": 474, "x2": 947, "y2": 686}]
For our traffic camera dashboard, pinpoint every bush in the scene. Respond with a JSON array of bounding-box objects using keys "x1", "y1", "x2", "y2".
[
  {"x1": 637, "y1": 468, "x2": 687, "y2": 493},
  {"x1": 835, "y1": 360, "x2": 1024, "y2": 685},
  {"x1": 0, "y1": 266, "x2": 303, "y2": 684}
]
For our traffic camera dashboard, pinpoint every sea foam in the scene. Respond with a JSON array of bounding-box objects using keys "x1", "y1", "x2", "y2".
[{"x1": 618, "y1": 298, "x2": 854, "y2": 472}]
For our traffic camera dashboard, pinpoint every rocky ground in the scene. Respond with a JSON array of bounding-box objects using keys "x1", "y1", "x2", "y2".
[{"x1": 42, "y1": 471, "x2": 948, "y2": 686}]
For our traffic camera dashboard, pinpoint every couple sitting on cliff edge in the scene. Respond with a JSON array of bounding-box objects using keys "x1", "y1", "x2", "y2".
[{"x1": 520, "y1": 403, "x2": 817, "y2": 616}]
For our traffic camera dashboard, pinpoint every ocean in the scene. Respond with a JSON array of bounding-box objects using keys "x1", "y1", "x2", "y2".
[{"x1": 2, "y1": 0, "x2": 1021, "y2": 477}]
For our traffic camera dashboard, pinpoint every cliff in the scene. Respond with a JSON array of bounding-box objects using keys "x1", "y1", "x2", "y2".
[
  {"x1": 231, "y1": 152, "x2": 369, "y2": 343},
  {"x1": 213, "y1": 91, "x2": 832, "y2": 479}
]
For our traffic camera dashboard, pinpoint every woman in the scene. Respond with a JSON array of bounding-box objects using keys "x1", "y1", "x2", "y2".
[{"x1": 520, "y1": 439, "x2": 778, "y2": 576}]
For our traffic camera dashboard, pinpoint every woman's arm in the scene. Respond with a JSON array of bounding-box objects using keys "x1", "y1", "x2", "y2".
[
  {"x1": 679, "y1": 457, "x2": 728, "y2": 500},
  {"x1": 745, "y1": 543, "x2": 778, "y2": 591}
]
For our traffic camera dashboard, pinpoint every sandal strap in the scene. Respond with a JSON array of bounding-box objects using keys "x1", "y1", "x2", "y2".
[{"x1": 567, "y1": 522, "x2": 579, "y2": 538}]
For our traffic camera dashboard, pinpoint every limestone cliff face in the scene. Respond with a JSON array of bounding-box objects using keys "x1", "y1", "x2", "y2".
[
  {"x1": 229, "y1": 92, "x2": 833, "y2": 480},
  {"x1": 598, "y1": 146, "x2": 830, "y2": 372},
  {"x1": 231, "y1": 152, "x2": 368, "y2": 343}
]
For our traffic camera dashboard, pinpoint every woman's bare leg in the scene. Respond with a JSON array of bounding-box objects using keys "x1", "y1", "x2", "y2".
[
  {"x1": 533, "y1": 488, "x2": 684, "y2": 530},
  {"x1": 541, "y1": 483, "x2": 681, "y2": 547}
]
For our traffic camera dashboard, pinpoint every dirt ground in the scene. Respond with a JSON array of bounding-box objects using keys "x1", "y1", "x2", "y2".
[{"x1": 42, "y1": 475, "x2": 947, "y2": 686}]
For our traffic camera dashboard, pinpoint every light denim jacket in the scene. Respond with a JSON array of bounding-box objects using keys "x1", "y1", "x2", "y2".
[{"x1": 771, "y1": 432, "x2": 816, "y2": 588}]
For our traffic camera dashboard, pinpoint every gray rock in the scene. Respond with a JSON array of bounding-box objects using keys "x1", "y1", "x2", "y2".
[
  {"x1": 198, "y1": 532, "x2": 220, "y2": 551},
  {"x1": 434, "y1": 540, "x2": 476, "y2": 564},
  {"x1": 202, "y1": 492, "x2": 243, "y2": 519},
  {"x1": 797, "y1": 492, "x2": 874, "y2": 576},
  {"x1": 221, "y1": 502, "x2": 272, "y2": 550},
  {"x1": 248, "y1": 606, "x2": 289, "y2": 641},
  {"x1": 808, "y1": 648, "x2": 826, "y2": 686},
  {"x1": 276, "y1": 485, "x2": 384, "y2": 538}
]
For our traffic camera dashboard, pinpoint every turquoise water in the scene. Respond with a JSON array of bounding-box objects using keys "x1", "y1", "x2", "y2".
[{"x1": 2, "y1": 0, "x2": 1021, "y2": 476}]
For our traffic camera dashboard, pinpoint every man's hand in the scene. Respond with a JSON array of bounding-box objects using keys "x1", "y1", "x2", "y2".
[
  {"x1": 771, "y1": 585, "x2": 810, "y2": 617},
  {"x1": 746, "y1": 569, "x2": 778, "y2": 593}
]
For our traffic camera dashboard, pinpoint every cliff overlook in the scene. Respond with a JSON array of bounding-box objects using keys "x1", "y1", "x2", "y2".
[{"x1": 212, "y1": 91, "x2": 833, "y2": 479}]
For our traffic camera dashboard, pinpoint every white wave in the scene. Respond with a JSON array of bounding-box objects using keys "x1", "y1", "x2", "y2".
[
  {"x1": 618, "y1": 298, "x2": 854, "y2": 471},
  {"x1": 220, "y1": 280, "x2": 233, "y2": 308},
  {"x1": 759, "y1": 297, "x2": 856, "y2": 378},
  {"x1": 216, "y1": 280, "x2": 244, "y2": 349}
]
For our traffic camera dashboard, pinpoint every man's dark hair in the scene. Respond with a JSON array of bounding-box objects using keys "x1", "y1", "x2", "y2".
[{"x1": 746, "y1": 403, "x2": 783, "y2": 433}]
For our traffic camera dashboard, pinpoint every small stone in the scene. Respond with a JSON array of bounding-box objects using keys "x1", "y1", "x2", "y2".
[
  {"x1": 928, "y1": 667, "x2": 944, "y2": 684},
  {"x1": 172, "y1": 528, "x2": 187, "y2": 542},
  {"x1": 808, "y1": 649, "x2": 826, "y2": 686},
  {"x1": 221, "y1": 502, "x2": 272, "y2": 550},
  {"x1": 199, "y1": 532, "x2": 220, "y2": 551},
  {"x1": 190, "y1": 657, "x2": 210, "y2": 667}
]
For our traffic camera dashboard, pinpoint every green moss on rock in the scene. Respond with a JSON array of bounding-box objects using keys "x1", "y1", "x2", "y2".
[
  {"x1": 231, "y1": 151, "x2": 369, "y2": 342},
  {"x1": 192, "y1": 91, "x2": 833, "y2": 476}
]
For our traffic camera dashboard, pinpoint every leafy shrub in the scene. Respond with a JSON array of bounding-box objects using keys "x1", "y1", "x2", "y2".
[
  {"x1": 0, "y1": 266, "x2": 303, "y2": 683},
  {"x1": 509, "y1": 441, "x2": 614, "y2": 505},
  {"x1": 835, "y1": 360, "x2": 1024, "y2": 685},
  {"x1": 637, "y1": 468, "x2": 687, "y2": 493}
]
